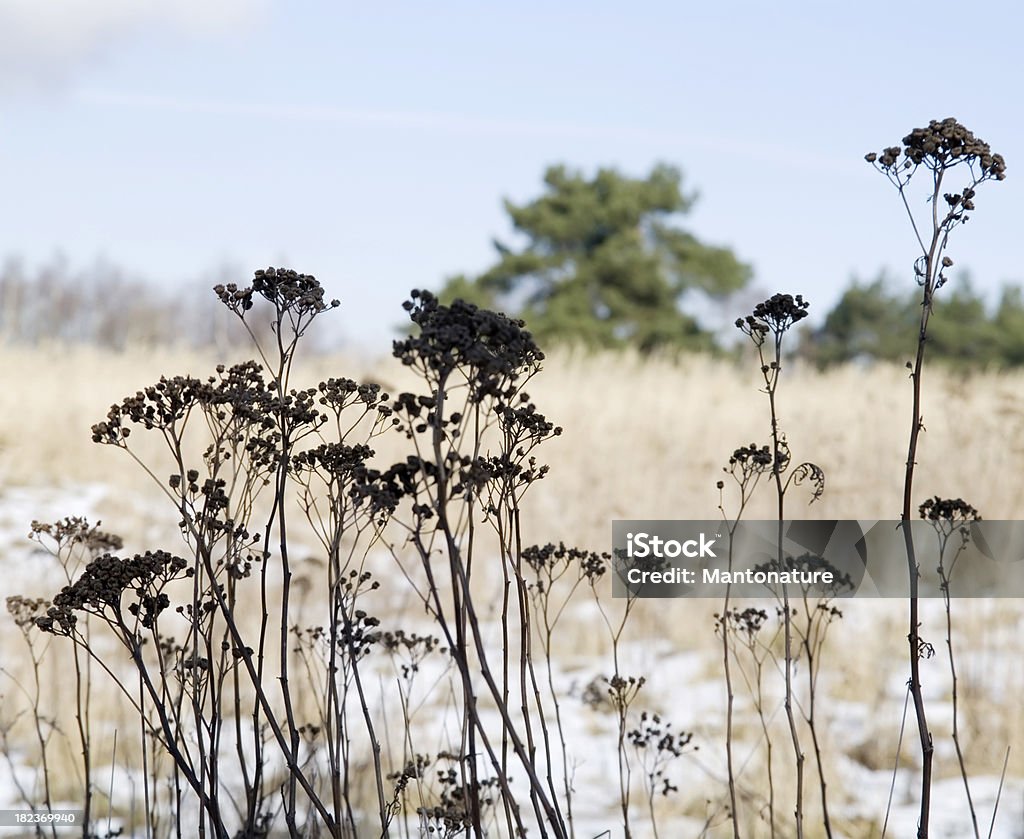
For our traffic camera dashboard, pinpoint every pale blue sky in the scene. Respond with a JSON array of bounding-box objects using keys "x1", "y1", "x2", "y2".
[{"x1": 2, "y1": 1, "x2": 1021, "y2": 349}]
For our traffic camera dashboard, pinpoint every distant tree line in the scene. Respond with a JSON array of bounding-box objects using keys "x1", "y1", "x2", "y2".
[
  {"x1": 4, "y1": 159, "x2": 1021, "y2": 368},
  {"x1": 800, "y1": 273, "x2": 1024, "y2": 368},
  {"x1": 0, "y1": 257, "x2": 313, "y2": 352},
  {"x1": 5, "y1": 256, "x2": 1023, "y2": 368}
]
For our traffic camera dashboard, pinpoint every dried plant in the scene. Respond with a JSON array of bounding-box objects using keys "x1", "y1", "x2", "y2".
[
  {"x1": 19, "y1": 275, "x2": 616, "y2": 838},
  {"x1": 867, "y1": 118, "x2": 1006, "y2": 839},
  {"x1": 716, "y1": 442, "x2": 773, "y2": 837},
  {"x1": 919, "y1": 496, "x2": 985, "y2": 838},
  {"x1": 627, "y1": 711, "x2": 695, "y2": 839},
  {"x1": 524, "y1": 542, "x2": 608, "y2": 838},
  {"x1": 734, "y1": 293, "x2": 824, "y2": 839}
]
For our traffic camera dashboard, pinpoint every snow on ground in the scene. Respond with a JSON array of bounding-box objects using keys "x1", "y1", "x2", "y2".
[
  {"x1": 2, "y1": 484, "x2": 1023, "y2": 836},
  {"x1": 0, "y1": 483, "x2": 109, "y2": 592}
]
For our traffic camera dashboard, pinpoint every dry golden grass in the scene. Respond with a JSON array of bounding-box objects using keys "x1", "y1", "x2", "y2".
[
  {"x1": 5, "y1": 342, "x2": 1024, "y2": 529},
  {"x1": 2, "y1": 342, "x2": 1023, "y2": 835}
]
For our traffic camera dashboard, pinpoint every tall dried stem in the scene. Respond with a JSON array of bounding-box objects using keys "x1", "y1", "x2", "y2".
[{"x1": 867, "y1": 119, "x2": 1005, "y2": 838}]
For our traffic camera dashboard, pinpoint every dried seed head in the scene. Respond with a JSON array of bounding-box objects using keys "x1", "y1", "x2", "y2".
[{"x1": 867, "y1": 118, "x2": 1006, "y2": 181}]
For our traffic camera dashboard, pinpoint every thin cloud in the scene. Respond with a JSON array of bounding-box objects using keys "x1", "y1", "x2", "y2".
[
  {"x1": 0, "y1": 0, "x2": 265, "y2": 93},
  {"x1": 77, "y1": 88, "x2": 855, "y2": 172},
  {"x1": 78, "y1": 89, "x2": 615, "y2": 139}
]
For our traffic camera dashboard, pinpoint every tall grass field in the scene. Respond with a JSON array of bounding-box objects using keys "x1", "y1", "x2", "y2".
[{"x1": 2, "y1": 322, "x2": 1022, "y2": 838}]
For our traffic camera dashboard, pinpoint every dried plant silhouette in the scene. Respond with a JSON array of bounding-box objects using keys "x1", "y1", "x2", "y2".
[
  {"x1": 866, "y1": 117, "x2": 1006, "y2": 839},
  {"x1": 722, "y1": 294, "x2": 825, "y2": 839},
  {"x1": 14, "y1": 271, "x2": 656, "y2": 838}
]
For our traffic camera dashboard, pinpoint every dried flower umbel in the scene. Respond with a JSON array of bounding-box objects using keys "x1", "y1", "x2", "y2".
[
  {"x1": 384, "y1": 288, "x2": 576, "y2": 836},
  {"x1": 28, "y1": 269, "x2": 404, "y2": 838},
  {"x1": 728, "y1": 292, "x2": 824, "y2": 838},
  {"x1": 35, "y1": 550, "x2": 193, "y2": 636},
  {"x1": 394, "y1": 288, "x2": 545, "y2": 402},
  {"x1": 867, "y1": 120, "x2": 1006, "y2": 839},
  {"x1": 867, "y1": 118, "x2": 1006, "y2": 292},
  {"x1": 735, "y1": 293, "x2": 810, "y2": 342},
  {"x1": 734, "y1": 295, "x2": 825, "y2": 503},
  {"x1": 627, "y1": 711, "x2": 695, "y2": 839},
  {"x1": 215, "y1": 266, "x2": 340, "y2": 320},
  {"x1": 917, "y1": 494, "x2": 986, "y2": 838},
  {"x1": 867, "y1": 118, "x2": 1005, "y2": 179},
  {"x1": 919, "y1": 495, "x2": 981, "y2": 527}
]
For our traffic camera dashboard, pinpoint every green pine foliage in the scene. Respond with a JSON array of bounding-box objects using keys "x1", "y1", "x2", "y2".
[
  {"x1": 439, "y1": 163, "x2": 752, "y2": 353},
  {"x1": 803, "y1": 274, "x2": 1024, "y2": 369}
]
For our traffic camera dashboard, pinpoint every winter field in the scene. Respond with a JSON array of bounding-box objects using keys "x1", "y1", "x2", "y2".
[{"x1": 1, "y1": 342, "x2": 1023, "y2": 838}]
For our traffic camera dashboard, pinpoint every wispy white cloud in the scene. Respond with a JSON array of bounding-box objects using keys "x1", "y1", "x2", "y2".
[
  {"x1": 77, "y1": 89, "x2": 857, "y2": 172},
  {"x1": 78, "y1": 89, "x2": 614, "y2": 139},
  {"x1": 0, "y1": 0, "x2": 265, "y2": 93}
]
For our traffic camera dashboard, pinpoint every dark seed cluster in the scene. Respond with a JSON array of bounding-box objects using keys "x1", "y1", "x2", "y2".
[
  {"x1": 729, "y1": 443, "x2": 773, "y2": 470},
  {"x1": 341, "y1": 606, "x2": 382, "y2": 659},
  {"x1": 317, "y1": 377, "x2": 392, "y2": 418},
  {"x1": 416, "y1": 757, "x2": 501, "y2": 835},
  {"x1": 736, "y1": 293, "x2": 810, "y2": 338},
  {"x1": 716, "y1": 606, "x2": 769, "y2": 640},
  {"x1": 496, "y1": 399, "x2": 562, "y2": 445},
  {"x1": 919, "y1": 496, "x2": 981, "y2": 523},
  {"x1": 35, "y1": 549, "x2": 192, "y2": 635},
  {"x1": 387, "y1": 754, "x2": 429, "y2": 799},
  {"x1": 91, "y1": 375, "x2": 205, "y2": 442},
  {"x1": 626, "y1": 711, "x2": 695, "y2": 797},
  {"x1": 394, "y1": 290, "x2": 545, "y2": 402},
  {"x1": 380, "y1": 630, "x2": 444, "y2": 679},
  {"x1": 6, "y1": 595, "x2": 50, "y2": 629},
  {"x1": 522, "y1": 542, "x2": 608, "y2": 584},
  {"x1": 214, "y1": 267, "x2": 340, "y2": 318},
  {"x1": 30, "y1": 517, "x2": 123, "y2": 554},
  {"x1": 866, "y1": 118, "x2": 1006, "y2": 180},
  {"x1": 292, "y1": 442, "x2": 374, "y2": 482}
]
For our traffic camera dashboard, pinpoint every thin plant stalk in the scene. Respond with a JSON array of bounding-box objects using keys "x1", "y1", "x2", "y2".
[
  {"x1": 867, "y1": 119, "x2": 1005, "y2": 838},
  {"x1": 920, "y1": 496, "x2": 982, "y2": 839},
  {"x1": 736, "y1": 294, "x2": 821, "y2": 836},
  {"x1": 716, "y1": 442, "x2": 772, "y2": 838}
]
